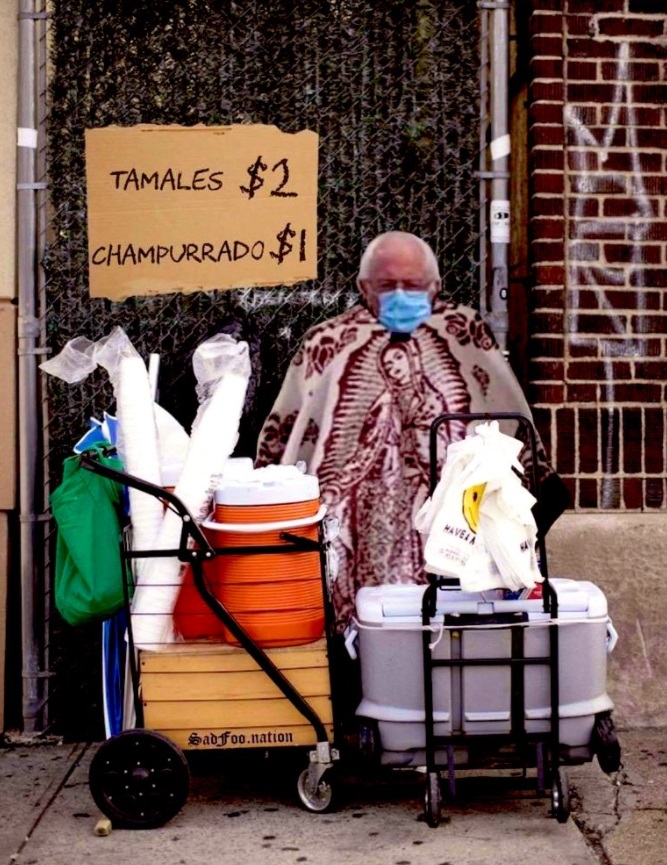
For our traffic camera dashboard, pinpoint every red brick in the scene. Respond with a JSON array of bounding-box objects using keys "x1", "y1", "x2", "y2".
[
  {"x1": 568, "y1": 359, "x2": 632, "y2": 379},
  {"x1": 528, "y1": 382, "x2": 566, "y2": 403},
  {"x1": 578, "y1": 478, "x2": 598, "y2": 509},
  {"x1": 642, "y1": 223, "x2": 667, "y2": 242},
  {"x1": 566, "y1": 383, "x2": 598, "y2": 401},
  {"x1": 567, "y1": 265, "x2": 625, "y2": 286},
  {"x1": 600, "y1": 337, "x2": 663, "y2": 356},
  {"x1": 600, "y1": 478, "x2": 622, "y2": 510},
  {"x1": 531, "y1": 81, "x2": 565, "y2": 101},
  {"x1": 532, "y1": 407, "x2": 554, "y2": 455},
  {"x1": 567, "y1": 82, "x2": 623, "y2": 102},
  {"x1": 566, "y1": 59, "x2": 598, "y2": 81},
  {"x1": 567, "y1": 125, "x2": 627, "y2": 149},
  {"x1": 635, "y1": 360, "x2": 667, "y2": 379},
  {"x1": 569, "y1": 242, "x2": 601, "y2": 262},
  {"x1": 596, "y1": 16, "x2": 666, "y2": 39},
  {"x1": 568, "y1": 221, "x2": 625, "y2": 241},
  {"x1": 630, "y1": 129, "x2": 667, "y2": 149},
  {"x1": 533, "y1": 218, "x2": 565, "y2": 240},
  {"x1": 610, "y1": 383, "x2": 663, "y2": 401},
  {"x1": 534, "y1": 148, "x2": 565, "y2": 171},
  {"x1": 600, "y1": 408, "x2": 620, "y2": 473},
  {"x1": 567, "y1": 150, "x2": 599, "y2": 171},
  {"x1": 532, "y1": 173, "x2": 565, "y2": 194},
  {"x1": 530, "y1": 359, "x2": 565, "y2": 381},
  {"x1": 578, "y1": 408, "x2": 599, "y2": 473},
  {"x1": 599, "y1": 105, "x2": 662, "y2": 126},
  {"x1": 569, "y1": 288, "x2": 600, "y2": 310},
  {"x1": 630, "y1": 42, "x2": 667, "y2": 60},
  {"x1": 530, "y1": 54, "x2": 564, "y2": 75},
  {"x1": 623, "y1": 407, "x2": 643, "y2": 474},
  {"x1": 532, "y1": 311, "x2": 565, "y2": 333},
  {"x1": 568, "y1": 0, "x2": 624, "y2": 11},
  {"x1": 533, "y1": 264, "x2": 565, "y2": 285},
  {"x1": 569, "y1": 172, "x2": 627, "y2": 194},
  {"x1": 529, "y1": 335, "x2": 564, "y2": 356},
  {"x1": 603, "y1": 291, "x2": 662, "y2": 312},
  {"x1": 605, "y1": 244, "x2": 661, "y2": 265},
  {"x1": 531, "y1": 289, "x2": 565, "y2": 310},
  {"x1": 566, "y1": 14, "x2": 595, "y2": 37},
  {"x1": 645, "y1": 479, "x2": 665, "y2": 509},
  {"x1": 532, "y1": 195, "x2": 566, "y2": 216},
  {"x1": 531, "y1": 35, "x2": 565, "y2": 57},
  {"x1": 530, "y1": 11, "x2": 564, "y2": 35},
  {"x1": 532, "y1": 240, "x2": 565, "y2": 262},
  {"x1": 630, "y1": 315, "x2": 667, "y2": 334},
  {"x1": 601, "y1": 60, "x2": 662, "y2": 82},
  {"x1": 633, "y1": 176, "x2": 667, "y2": 196},
  {"x1": 630, "y1": 84, "x2": 667, "y2": 104},
  {"x1": 567, "y1": 312, "x2": 628, "y2": 334},
  {"x1": 567, "y1": 39, "x2": 621, "y2": 59},
  {"x1": 530, "y1": 103, "x2": 567, "y2": 124},
  {"x1": 603, "y1": 198, "x2": 660, "y2": 218},
  {"x1": 623, "y1": 478, "x2": 643, "y2": 509},
  {"x1": 648, "y1": 267, "x2": 667, "y2": 290},
  {"x1": 629, "y1": 0, "x2": 667, "y2": 13},
  {"x1": 569, "y1": 339, "x2": 599, "y2": 358},
  {"x1": 555, "y1": 407, "x2": 576, "y2": 473},
  {"x1": 644, "y1": 408, "x2": 665, "y2": 474},
  {"x1": 568, "y1": 198, "x2": 599, "y2": 217},
  {"x1": 531, "y1": 125, "x2": 566, "y2": 146},
  {"x1": 602, "y1": 152, "x2": 663, "y2": 173}
]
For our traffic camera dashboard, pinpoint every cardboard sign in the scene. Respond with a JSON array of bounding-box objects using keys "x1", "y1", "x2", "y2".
[{"x1": 84, "y1": 124, "x2": 318, "y2": 300}]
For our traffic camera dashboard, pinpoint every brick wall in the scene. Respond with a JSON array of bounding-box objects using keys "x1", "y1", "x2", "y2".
[{"x1": 527, "y1": 0, "x2": 667, "y2": 511}]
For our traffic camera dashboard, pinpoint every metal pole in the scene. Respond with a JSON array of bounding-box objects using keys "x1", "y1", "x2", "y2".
[
  {"x1": 480, "y1": 0, "x2": 510, "y2": 352},
  {"x1": 17, "y1": 0, "x2": 43, "y2": 732}
]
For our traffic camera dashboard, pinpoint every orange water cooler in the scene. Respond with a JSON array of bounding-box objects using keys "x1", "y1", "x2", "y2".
[{"x1": 173, "y1": 471, "x2": 326, "y2": 647}]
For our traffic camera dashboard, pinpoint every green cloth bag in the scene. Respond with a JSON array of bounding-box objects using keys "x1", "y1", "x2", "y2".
[{"x1": 50, "y1": 444, "x2": 131, "y2": 626}]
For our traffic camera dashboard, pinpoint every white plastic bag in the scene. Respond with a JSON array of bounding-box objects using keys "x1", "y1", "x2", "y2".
[{"x1": 414, "y1": 421, "x2": 542, "y2": 592}]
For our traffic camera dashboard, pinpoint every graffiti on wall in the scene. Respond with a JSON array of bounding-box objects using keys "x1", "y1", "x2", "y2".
[{"x1": 564, "y1": 38, "x2": 652, "y2": 507}]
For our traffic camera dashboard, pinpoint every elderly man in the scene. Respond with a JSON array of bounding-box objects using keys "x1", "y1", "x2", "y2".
[{"x1": 256, "y1": 231, "x2": 567, "y2": 630}]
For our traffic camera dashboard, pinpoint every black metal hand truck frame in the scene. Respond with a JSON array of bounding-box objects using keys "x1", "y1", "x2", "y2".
[
  {"x1": 80, "y1": 449, "x2": 340, "y2": 828},
  {"x1": 420, "y1": 412, "x2": 567, "y2": 827}
]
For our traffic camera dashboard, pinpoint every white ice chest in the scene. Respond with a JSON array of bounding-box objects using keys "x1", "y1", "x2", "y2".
[{"x1": 353, "y1": 578, "x2": 615, "y2": 764}]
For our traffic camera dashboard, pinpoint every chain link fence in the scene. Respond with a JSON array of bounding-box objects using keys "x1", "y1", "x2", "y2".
[{"x1": 43, "y1": 0, "x2": 483, "y2": 739}]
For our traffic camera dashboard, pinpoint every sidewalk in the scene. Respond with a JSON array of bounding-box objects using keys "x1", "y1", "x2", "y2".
[{"x1": 1, "y1": 729, "x2": 664, "y2": 865}]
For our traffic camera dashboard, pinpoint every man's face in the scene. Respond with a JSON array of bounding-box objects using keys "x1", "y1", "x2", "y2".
[{"x1": 358, "y1": 241, "x2": 440, "y2": 316}]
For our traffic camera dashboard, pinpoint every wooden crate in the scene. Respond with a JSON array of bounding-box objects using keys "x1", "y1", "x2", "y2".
[{"x1": 140, "y1": 638, "x2": 333, "y2": 751}]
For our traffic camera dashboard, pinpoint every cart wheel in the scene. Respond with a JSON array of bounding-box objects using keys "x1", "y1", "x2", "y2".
[
  {"x1": 423, "y1": 771, "x2": 442, "y2": 828},
  {"x1": 592, "y1": 712, "x2": 622, "y2": 774},
  {"x1": 357, "y1": 717, "x2": 380, "y2": 763},
  {"x1": 89, "y1": 729, "x2": 190, "y2": 830},
  {"x1": 296, "y1": 767, "x2": 335, "y2": 813},
  {"x1": 551, "y1": 767, "x2": 570, "y2": 824}
]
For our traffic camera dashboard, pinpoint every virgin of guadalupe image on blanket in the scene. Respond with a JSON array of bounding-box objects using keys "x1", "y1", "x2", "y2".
[{"x1": 256, "y1": 301, "x2": 561, "y2": 629}]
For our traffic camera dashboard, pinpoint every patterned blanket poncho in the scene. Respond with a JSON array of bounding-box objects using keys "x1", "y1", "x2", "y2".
[{"x1": 256, "y1": 301, "x2": 560, "y2": 630}]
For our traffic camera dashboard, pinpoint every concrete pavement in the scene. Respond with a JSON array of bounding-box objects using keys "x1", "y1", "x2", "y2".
[{"x1": 2, "y1": 729, "x2": 664, "y2": 865}]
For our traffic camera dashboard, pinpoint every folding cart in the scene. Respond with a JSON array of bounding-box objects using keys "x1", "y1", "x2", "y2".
[
  {"x1": 80, "y1": 450, "x2": 340, "y2": 829},
  {"x1": 353, "y1": 412, "x2": 621, "y2": 827}
]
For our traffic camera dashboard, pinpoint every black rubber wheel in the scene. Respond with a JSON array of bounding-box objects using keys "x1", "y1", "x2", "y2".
[
  {"x1": 424, "y1": 771, "x2": 442, "y2": 828},
  {"x1": 89, "y1": 729, "x2": 190, "y2": 829},
  {"x1": 592, "y1": 712, "x2": 622, "y2": 774},
  {"x1": 296, "y1": 767, "x2": 335, "y2": 813},
  {"x1": 551, "y1": 767, "x2": 571, "y2": 824}
]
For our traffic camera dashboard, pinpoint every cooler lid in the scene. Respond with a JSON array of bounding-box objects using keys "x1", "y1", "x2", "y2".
[
  {"x1": 354, "y1": 578, "x2": 607, "y2": 624},
  {"x1": 215, "y1": 463, "x2": 320, "y2": 506}
]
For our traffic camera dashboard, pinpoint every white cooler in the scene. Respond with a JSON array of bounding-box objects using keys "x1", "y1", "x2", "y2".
[{"x1": 352, "y1": 578, "x2": 616, "y2": 765}]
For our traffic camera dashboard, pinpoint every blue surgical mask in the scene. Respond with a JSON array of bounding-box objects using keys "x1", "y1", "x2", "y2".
[{"x1": 378, "y1": 289, "x2": 432, "y2": 333}]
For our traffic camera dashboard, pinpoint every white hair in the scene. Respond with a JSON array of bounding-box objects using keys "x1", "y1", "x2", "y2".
[{"x1": 358, "y1": 231, "x2": 440, "y2": 280}]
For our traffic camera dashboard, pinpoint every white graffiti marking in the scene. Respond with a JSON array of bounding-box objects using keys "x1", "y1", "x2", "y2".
[{"x1": 564, "y1": 39, "x2": 653, "y2": 506}]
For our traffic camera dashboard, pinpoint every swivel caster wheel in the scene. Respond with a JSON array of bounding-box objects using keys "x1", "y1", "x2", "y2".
[
  {"x1": 592, "y1": 712, "x2": 622, "y2": 774},
  {"x1": 423, "y1": 771, "x2": 442, "y2": 828},
  {"x1": 551, "y1": 766, "x2": 571, "y2": 824},
  {"x1": 297, "y1": 767, "x2": 335, "y2": 813}
]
